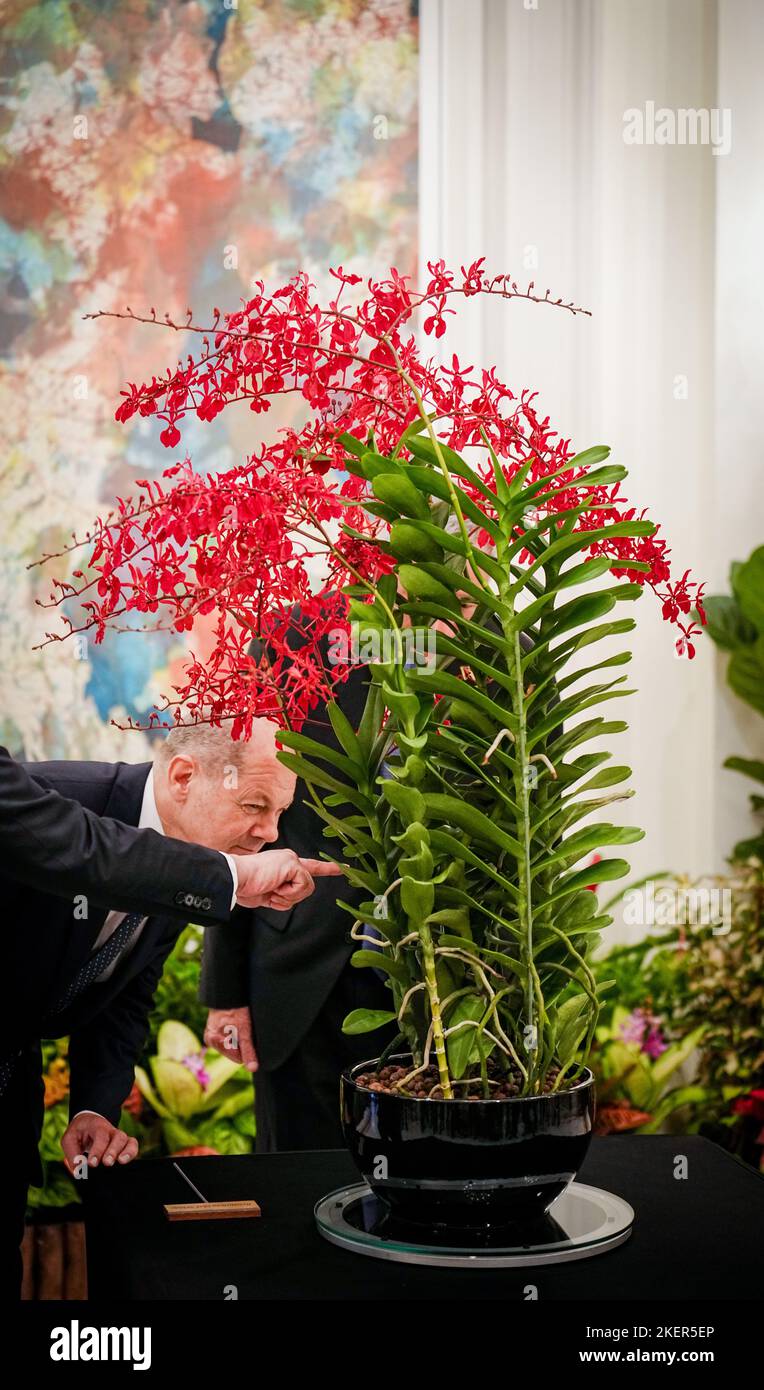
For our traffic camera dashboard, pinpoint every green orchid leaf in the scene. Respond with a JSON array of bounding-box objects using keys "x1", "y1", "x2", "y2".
[
  {"x1": 380, "y1": 780, "x2": 426, "y2": 822},
  {"x1": 342, "y1": 1008, "x2": 398, "y2": 1035},
  {"x1": 400, "y1": 875, "x2": 435, "y2": 921},
  {"x1": 389, "y1": 520, "x2": 444, "y2": 564},
  {"x1": 424, "y1": 792, "x2": 522, "y2": 857},
  {"x1": 278, "y1": 730, "x2": 360, "y2": 780},
  {"x1": 373, "y1": 472, "x2": 432, "y2": 519},
  {"x1": 445, "y1": 994, "x2": 487, "y2": 1078},
  {"x1": 350, "y1": 950, "x2": 409, "y2": 983},
  {"x1": 327, "y1": 701, "x2": 365, "y2": 765}
]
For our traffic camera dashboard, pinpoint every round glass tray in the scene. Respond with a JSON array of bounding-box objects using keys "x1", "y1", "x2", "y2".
[{"x1": 315, "y1": 1181, "x2": 634, "y2": 1268}]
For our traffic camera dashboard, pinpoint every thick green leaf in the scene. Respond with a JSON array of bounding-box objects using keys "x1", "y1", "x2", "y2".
[
  {"x1": 380, "y1": 780, "x2": 426, "y2": 822},
  {"x1": 405, "y1": 466, "x2": 500, "y2": 539},
  {"x1": 539, "y1": 618, "x2": 637, "y2": 668},
  {"x1": 389, "y1": 520, "x2": 444, "y2": 563},
  {"x1": 327, "y1": 701, "x2": 364, "y2": 765},
  {"x1": 360, "y1": 450, "x2": 405, "y2": 479},
  {"x1": 424, "y1": 793, "x2": 522, "y2": 857},
  {"x1": 337, "y1": 431, "x2": 367, "y2": 458},
  {"x1": 565, "y1": 765, "x2": 632, "y2": 794},
  {"x1": 541, "y1": 859, "x2": 630, "y2": 905},
  {"x1": 345, "y1": 595, "x2": 388, "y2": 629},
  {"x1": 425, "y1": 907, "x2": 471, "y2": 935},
  {"x1": 277, "y1": 751, "x2": 375, "y2": 814},
  {"x1": 427, "y1": 830, "x2": 521, "y2": 901},
  {"x1": 724, "y1": 756, "x2": 764, "y2": 785},
  {"x1": 703, "y1": 594, "x2": 757, "y2": 650},
  {"x1": 414, "y1": 560, "x2": 506, "y2": 616},
  {"x1": 556, "y1": 556, "x2": 613, "y2": 590},
  {"x1": 731, "y1": 545, "x2": 764, "y2": 632},
  {"x1": 397, "y1": 563, "x2": 461, "y2": 611},
  {"x1": 410, "y1": 667, "x2": 518, "y2": 732},
  {"x1": 373, "y1": 472, "x2": 432, "y2": 519},
  {"x1": 350, "y1": 950, "x2": 409, "y2": 983},
  {"x1": 279, "y1": 730, "x2": 360, "y2": 780},
  {"x1": 405, "y1": 434, "x2": 495, "y2": 500},
  {"x1": 445, "y1": 994, "x2": 487, "y2": 1078},
  {"x1": 518, "y1": 447, "x2": 611, "y2": 505},
  {"x1": 400, "y1": 875, "x2": 435, "y2": 920},
  {"x1": 535, "y1": 823, "x2": 643, "y2": 875},
  {"x1": 342, "y1": 1009, "x2": 398, "y2": 1035},
  {"x1": 554, "y1": 994, "x2": 591, "y2": 1071},
  {"x1": 728, "y1": 637, "x2": 764, "y2": 714},
  {"x1": 379, "y1": 680, "x2": 420, "y2": 723}
]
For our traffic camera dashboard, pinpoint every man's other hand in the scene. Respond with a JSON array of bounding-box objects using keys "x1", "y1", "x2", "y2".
[
  {"x1": 61, "y1": 1112, "x2": 139, "y2": 1173},
  {"x1": 205, "y1": 1006, "x2": 258, "y2": 1073},
  {"x1": 232, "y1": 847, "x2": 343, "y2": 911}
]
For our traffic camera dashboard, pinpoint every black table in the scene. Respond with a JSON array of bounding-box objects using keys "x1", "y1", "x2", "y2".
[{"x1": 85, "y1": 1136, "x2": 763, "y2": 1300}]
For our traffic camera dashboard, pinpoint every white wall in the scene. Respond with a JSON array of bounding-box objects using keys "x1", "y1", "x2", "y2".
[
  {"x1": 713, "y1": 0, "x2": 764, "y2": 855},
  {"x1": 419, "y1": 0, "x2": 763, "y2": 933}
]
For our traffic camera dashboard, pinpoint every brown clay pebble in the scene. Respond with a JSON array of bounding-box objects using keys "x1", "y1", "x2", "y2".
[{"x1": 354, "y1": 1057, "x2": 574, "y2": 1098}]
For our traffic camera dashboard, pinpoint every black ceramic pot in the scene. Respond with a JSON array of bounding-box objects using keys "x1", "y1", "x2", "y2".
[{"x1": 341, "y1": 1055, "x2": 596, "y2": 1229}]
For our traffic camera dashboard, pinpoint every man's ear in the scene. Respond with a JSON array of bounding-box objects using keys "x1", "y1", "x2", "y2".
[{"x1": 166, "y1": 753, "x2": 196, "y2": 801}]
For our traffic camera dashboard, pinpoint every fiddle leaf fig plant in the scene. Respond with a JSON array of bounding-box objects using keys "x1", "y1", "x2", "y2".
[{"x1": 279, "y1": 428, "x2": 652, "y2": 1099}]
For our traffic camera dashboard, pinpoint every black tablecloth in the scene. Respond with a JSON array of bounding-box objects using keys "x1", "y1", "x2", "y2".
[{"x1": 84, "y1": 1136, "x2": 763, "y2": 1300}]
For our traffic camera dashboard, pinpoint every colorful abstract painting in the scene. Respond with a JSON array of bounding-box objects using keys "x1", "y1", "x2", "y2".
[{"x1": 0, "y1": 0, "x2": 418, "y2": 758}]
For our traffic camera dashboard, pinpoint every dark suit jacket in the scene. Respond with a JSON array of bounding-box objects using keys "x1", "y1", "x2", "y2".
[
  {"x1": 200, "y1": 663, "x2": 369, "y2": 1071},
  {"x1": 0, "y1": 744, "x2": 233, "y2": 922},
  {"x1": 6, "y1": 759, "x2": 191, "y2": 1124}
]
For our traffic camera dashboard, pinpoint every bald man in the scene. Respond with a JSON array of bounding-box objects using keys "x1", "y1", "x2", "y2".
[{"x1": 1, "y1": 723, "x2": 337, "y2": 1295}]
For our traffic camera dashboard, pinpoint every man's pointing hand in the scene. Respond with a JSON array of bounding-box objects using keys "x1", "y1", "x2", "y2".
[{"x1": 232, "y1": 847, "x2": 343, "y2": 911}]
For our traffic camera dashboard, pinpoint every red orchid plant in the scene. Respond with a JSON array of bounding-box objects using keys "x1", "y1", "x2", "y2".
[{"x1": 38, "y1": 260, "x2": 705, "y2": 1098}]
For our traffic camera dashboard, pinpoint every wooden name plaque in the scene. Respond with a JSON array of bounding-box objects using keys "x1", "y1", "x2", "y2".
[{"x1": 164, "y1": 1199, "x2": 262, "y2": 1222}]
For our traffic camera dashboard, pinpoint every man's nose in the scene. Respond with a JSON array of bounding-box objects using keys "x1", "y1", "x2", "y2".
[{"x1": 259, "y1": 814, "x2": 280, "y2": 844}]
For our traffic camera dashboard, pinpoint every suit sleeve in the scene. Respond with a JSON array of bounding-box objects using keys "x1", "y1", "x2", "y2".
[
  {"x1": 67, "y1": 934, "x2": 177, "y2": 1124},
  {"x1": 0, "y1": 745, "x2": 233, "y2": 924},
  {"x1": 199, "y1": 911, "x2": 251, "y2": 1009}
]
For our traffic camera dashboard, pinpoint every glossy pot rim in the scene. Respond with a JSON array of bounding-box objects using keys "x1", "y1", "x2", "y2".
[{"x1": 342, "y1": 1054, "x2": 594, "y2": 1105}]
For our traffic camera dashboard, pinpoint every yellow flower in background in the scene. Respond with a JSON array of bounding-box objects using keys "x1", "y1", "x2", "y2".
[{"x1": 43, "y1": 1057, "x2": 70, "y2": 1109}]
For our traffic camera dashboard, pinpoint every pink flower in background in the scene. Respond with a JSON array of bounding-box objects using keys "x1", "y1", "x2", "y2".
[
  {"x1": 619, "y1": 1008, "x2": 668, "y2": 1059},
  {"x1": 182, "y1": 1052, "x2": 211, "y2": 1090}
]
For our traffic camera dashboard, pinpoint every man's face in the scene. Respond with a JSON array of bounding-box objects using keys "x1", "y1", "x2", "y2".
[{"x1": 158, "y1": 728, "x2": 296, "y2": 855}]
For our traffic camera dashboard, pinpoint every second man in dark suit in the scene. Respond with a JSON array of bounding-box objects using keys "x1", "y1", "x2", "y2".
[{"x1": 201, "y1": 655, "x2": 396, "y2": 1151}]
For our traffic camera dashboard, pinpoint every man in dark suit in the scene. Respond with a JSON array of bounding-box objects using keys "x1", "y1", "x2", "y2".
[
  {"x1": 201, "y1": 657, "x2": 396, "y2": 1152},
  {"x1": 0, "y1": 741, "x2": 330, "y2": 917},
  {"x1": 0, "y1": 722, "x2": 336, "y2": 1295}
]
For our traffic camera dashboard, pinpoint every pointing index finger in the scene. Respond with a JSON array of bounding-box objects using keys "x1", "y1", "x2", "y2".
[{"x1": 298, "y1": 858, "x2": 345, "y2": 877}]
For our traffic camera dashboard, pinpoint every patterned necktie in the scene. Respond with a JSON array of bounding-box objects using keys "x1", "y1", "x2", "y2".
[
  {"x1": 49, "y1": 910, "x2": 146, "y2": 1015},
  {"x1": 0, "y1": 1054, "x2": 20, "y2": 1096},
  {"x1": 0, "y1": 911, "x2": 146, "y2": 1098}
]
